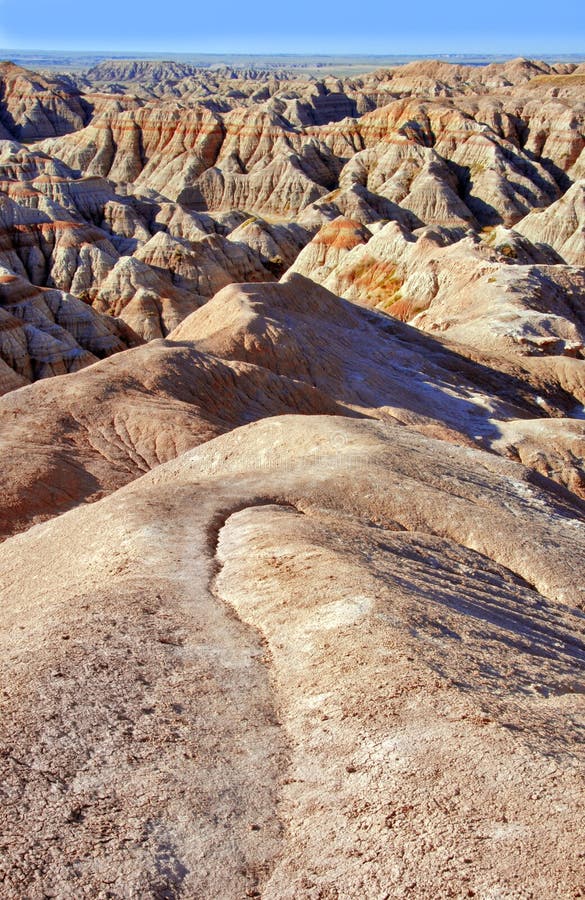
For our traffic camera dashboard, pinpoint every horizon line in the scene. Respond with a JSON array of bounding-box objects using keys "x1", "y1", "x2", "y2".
[{"x1": 2, "y1": 47, "x2": 585, "y2": 58}]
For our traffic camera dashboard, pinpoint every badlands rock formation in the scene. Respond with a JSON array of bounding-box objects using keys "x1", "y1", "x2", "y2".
[
  {"x1": 0, "y1": 62, "x2": 88, "y2": 140},
  {"x1": 0, "y1": 268, "x2": 140, "y2": 390},
  {"x1": 515, "y1": 180, "x2": 585, "y2": 265},
  {"x1": 1, "y1": 56, "x2": 585, "y2": 898},
  {"x1": 0, "y1": 55, "x2": 584, "y2": 356}
]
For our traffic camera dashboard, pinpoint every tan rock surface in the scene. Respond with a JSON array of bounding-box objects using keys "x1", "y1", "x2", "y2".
[
  {"x1": 92, "y1": 256, "x2": 206, "y2": 340},
  {"x1": 135, "y1": 230, "x2": 275, "y2": 298},
  {"x1": 5, "y1": 273, "x2": 584, "y2": 540},
  {"x1": 515, "y1": 180, "x2": 585, "y2": 265},
  {"x1": 0, "y1": 318, "x2": 348, "y2": 539},
  {"x1": 0, "y1": 268, "x2": 140, "y2": 386},
  {"x1": 0, "y1": 62, "x2": 88, "y2": 140},
  {"x1": 295, "y1": 218, "x2": 585, "y2": 363},
  {"x1": 288, "y1": 216, "x2": 371, "y2": 281},
  {"x1": 1, "y1": 54, "x2": 579, "y2": 347},
  {"x1": 1, "y1": 416, "x2": 584, "y2": 897},
  {"x1": 169, "y1": 274, "x2": 585, "y2": 498}
]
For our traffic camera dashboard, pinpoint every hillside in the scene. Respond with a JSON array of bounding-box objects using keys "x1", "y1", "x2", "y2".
[{"x1": 0, "y1": 57, "x2": 584, "y2": 898}]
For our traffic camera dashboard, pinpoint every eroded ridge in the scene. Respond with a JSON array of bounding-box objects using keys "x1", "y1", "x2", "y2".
[{"x1": 1, "y1": 415, "x2": 584, "y2": 896}]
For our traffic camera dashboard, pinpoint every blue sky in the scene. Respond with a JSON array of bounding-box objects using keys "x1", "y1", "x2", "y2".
[{"x1": 0, "y1": 0, "x2": 583, "y2": 54}]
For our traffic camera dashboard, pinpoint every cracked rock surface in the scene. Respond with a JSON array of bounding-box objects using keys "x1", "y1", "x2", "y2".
[{"x1": 1, "y1": 416, "x2": 585, "y2": 897}]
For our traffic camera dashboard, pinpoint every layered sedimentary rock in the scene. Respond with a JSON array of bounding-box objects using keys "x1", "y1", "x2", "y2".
[
  {"x1": 225, "y1": 216, "x2": 310, "y2": 276},
  {"x1": 0, "y1": 62, "x2": 89, "y2": 140},
  {"x1": 92, "y1": 255, "x2": 206, "y2": 340},
  {"x1": 515, "y1": 180, "x2": 585, "y2": 265},
  {"x1": 293, "y1": 215, "x2": 585, "y2": 362},
  {"x1": 0, "y1": 187, "x2": 121, "y2": 301},
  {"x1": 0, "y1": 138, "x2": 312, "y2": 337},
  {"x1": 0, "y1": 328, "x2": 346, "y2": 539},
  {"x1": 0, "y1": 55, "x2": 581, "y2": 342},
  {"x1": 37, "y1": 54, "x2": 582, "y2": 233},
  {"x1": 0, "y1": 268, "x2": 140, "y2": 389},
  {"x1": 135, "y1": 230, "x2": 275, "y2": 297},
  {"x1": 289, "y1": 216, "x2": 371, "y2": 281}
]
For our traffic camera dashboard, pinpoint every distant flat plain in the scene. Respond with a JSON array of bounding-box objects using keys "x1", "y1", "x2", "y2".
[{"x1": 2, "y1": 49, "x2": 585, "y2": 76}]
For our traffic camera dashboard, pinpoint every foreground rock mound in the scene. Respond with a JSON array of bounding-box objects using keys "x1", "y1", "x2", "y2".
[
  {"x1": 5, "y1": 274, "x2": 585, "y2": 539},
  {"x1": 1, "y1": 416, "x2": 584, "y2": 897}
]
